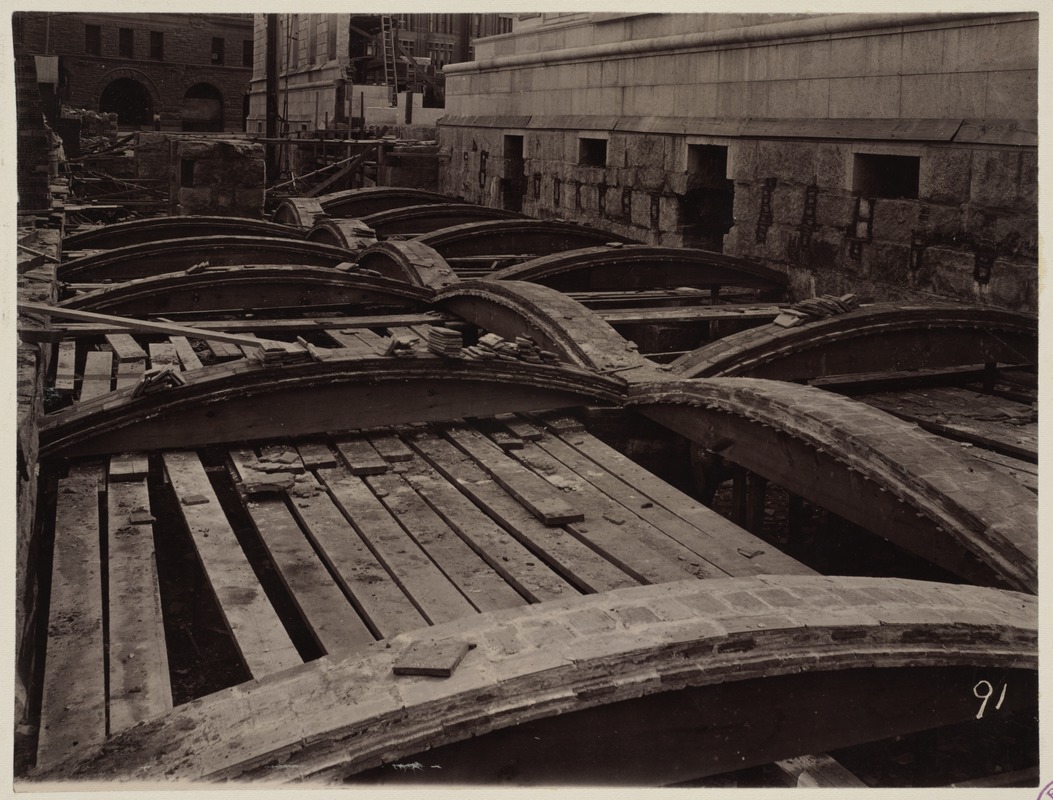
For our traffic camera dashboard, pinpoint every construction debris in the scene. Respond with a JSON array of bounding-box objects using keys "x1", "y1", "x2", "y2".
[
  {"x1": 130, "y1": 366, "x2": 185, "y2": 398},
  {"x1": 426, "y1": 327, "x2": 463, "y2": 357},
  {"x1": 774, "y1": 294, "x2": 861, "y2": 328}
]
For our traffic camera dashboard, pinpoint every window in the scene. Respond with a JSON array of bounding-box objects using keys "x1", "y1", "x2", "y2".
[
  {"x1": 578, "y1": 137, "x2": 608, "y2": 167},
  {"x1": 211, "y1": 37, "x2": 225, "y2": 65},
  {"x1": 242, "y1": 39, "x2": 253, "y2": 67},
  {"x1": 308, "y1": 16, "x2": 317, "y2": 64},
  {"x1": 150, "y1": 31, "x2": 164, "y2": 60},
  {"x1": 853, "y1": 153, "x2": 920, "y2": 199},
  {"x1": 85, "y1": 24, "x2": 101, "y2": 55},
  {"x1": 119, "y1": 28, "x2": 133, "y2": 58}
]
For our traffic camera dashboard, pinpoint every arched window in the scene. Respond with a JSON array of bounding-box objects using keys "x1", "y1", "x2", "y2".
[
  {"x1": 182, "y1": 83, "x2": 224, "y2": 132},
  {"x1": 99, "y1": 77, "x2": 154, "y2": 126}
]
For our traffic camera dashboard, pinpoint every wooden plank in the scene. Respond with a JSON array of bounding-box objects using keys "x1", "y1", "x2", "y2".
[
  {"x1": 444, "y1": 425, "x2": 584, "y2": 526},
  {"x1": 596, "y1": 305, "x2": 780, "y2": 326},
  {"x1": 334, "y1": 435, "x2": 389, "y2": 476},
  {"x1": 227, "y1": 449, "x2": 375, "y2": 654},
  {"x1": 499, "y1": 438, "x2": 708, "y2": 584},
  {"x1": 170, "y1": 336, "x2": 204, "y2": 371},
  {"x1": 294, "y1": 440, "x2": 338, "y2": 469},
  {"x1": 206, "y1": 338, "x2": 244, "y2": 361},
  {"x1": 284, "y1": 473, "x2": 426, "y2": 638},
  {"x1": 44, "y1": 312, "x2": 456, "y2": 338},
  {"x1": 115, "y1": 359, "x2": 144, "y2": 391},
  {"x1": 554, "y1": 428, "x2": 815, "y2": 577},
  {"x1": 534, "y1": 432, "x2": 812, "y2": 578},
  {"x1": 161, "y1": 450, "x2": 301, "y2": 678},
  {"x1": 37, "y1": 463, "x2": 106, "y2": 769},
  {"x1": 369, "y1": 432, "x2": 415, "y2": 463},
  {"x1": 106, "y1": 477, "x2": 172, "y2": 733},
  {"x1": 392, "y1": 639, "x2": 470, "y2": 678},
  {"x1": 54, "y1": 341, "x2": 77, "y2": 391},
  {"x1": 109, "y1": 452, "x2": 150, "y2": 482},
  {"x1": 495, "y1": 412, "x2": 543, "y2": 441},
  {"x1": 774, "y1": 754, "x2": 868, "y2": 788},
  {"x1": 408, "y1": 430, "x2": 626, "y2": 596},
  {"x1": 148, "y1": 342, "x2": 180, "y2": 370},
  {"x1": 104, "y1": 333, "x2": 147, "y2": 363},
  {"x1": 365, "y1": 468, "x2": 526, "y2": 613},
  {"x1": 317, "y1": 465, "x2": 476, "y2": 625},
  {"x1": 326, "y1": 329, "x2": 378, "y2": 357},
  {"x1": 19, "y1": 301, "x2": 280, "y2": 348},
  {"x1": 79, "y1": 350, "x2": 113, "y2": 401}
]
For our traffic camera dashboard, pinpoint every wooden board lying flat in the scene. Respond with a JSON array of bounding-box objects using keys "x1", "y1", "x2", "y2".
[
  {"x1": 170, "y1": 336, "x2": 204, "y2": 371},
  {"x1": 107, "y1": 477, "x2": 172, "y2": 733},
  {"x1": 37, "y1": 462, "x2": 106, "y2": 769},
  {"x1": 365, "y1": 469, "x2": 526, "y2": 613},
  {"x1": 148, "y1": 342, "x2": 180, "y2": 370},
  {"x1": 80, "y1": 350, "x2": 114, "y2": 401},
  {"x1": 326, "y1": 330, "x2": 379, "y2": 357},
  {"x1": 206, "y1": 339, "x2": 244, "y2": 362},
  {"x1": 54, "y1": 341, "x2": 77, "y2": 392},
  {"x1": 115, "y1": 359, "x2": 144, "y2": 391},
  {"x1": 228, "y1": 449, "x2": 375, "y2": 654},
  {"x1": 407, "y1": 430, "x2": 617, "y2": 597},
  {"x1": 105, "y1": 333, "x2": 147, "y2": 363},
  {"x1": 285, "y1": 473, "x2": 426, "y2": 638},
  {"x1": 161, "y1": 450, "x2": 301, "y2": 678},
  {"x1": 502, "y1": 439, "x2": 703, "y2": 584},
  {"x1": 319, "y1": 465, "x2": 476, "y2": 626},
  {"x1": 553, "y1": 427, "x2": 813, "y2": 577},
  {"x1": 294, "y1": 440, "x2": 338, "y2": 469},
  {"x1": 109, "y1": 452, "x2": 149, "y2": 482},
  {"x1": 334, "y1": 435, "x2": 389, "y2": 476},
  {"x1": 775, "y1": 754, "x2": 867, "y2": 788},
  {"x1": 444, "y1": 425, "x2": 584, "y2": 526},
  {"x1": 369, "y1": 432, "x2": 414, "y2": 463}
]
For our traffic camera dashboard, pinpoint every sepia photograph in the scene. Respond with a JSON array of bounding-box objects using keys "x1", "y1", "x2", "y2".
[{"x1": 8, "y1": 4, "x2": 1042, "y2": 793}]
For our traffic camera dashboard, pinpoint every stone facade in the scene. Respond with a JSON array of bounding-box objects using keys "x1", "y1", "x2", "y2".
[
  {"x1": 439, "y1": 13, "x2": 1038, "y2": 312},
  {"x1": 13, "y1": 12, "x2": 253, "y2": 132}
]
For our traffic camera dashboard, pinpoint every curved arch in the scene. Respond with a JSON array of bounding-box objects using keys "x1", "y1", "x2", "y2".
[
  {"x1": 91, "y1": 67, "x2": 162, "y2": 115},
  {"x1": 355, "y1": 241, "x2": 459, "y2": 292},
  {"x1": 359, "y1": 203, "x2": 524, "y2": 237},
  {"x1": 628, "y1": 377, "x2": 1036, "y2": 592},
  {"x1": 98, "y1": 78, "x2": 154, "y2": 125},
  {"x1": 671, "y1": 304, "x2": 1038, "y2": 379},
  {"x1": 35, "y1": 575, "x2": 1036, "y2": 781},
  {"x1": 59, "y1": 236, "x2": 356, "y2": 282},
  {"x1": 273, "y1": 197, "x2": 327, "y2": 228},
  {"x1": 59, "y1": 267, "x2": 430, "y2": 316},
  {"x1": 416, "y1": 220, "x2": 637, "y2": 259},
  {"x1": 434, "y1": 280, "x2": 656, "y2": 375},
  {"x1": 304, "y1": 219, "x2": 377, "y2": 251},
  {"x1": 40, "y1": 358, "x2": 627, "y2": 459},
  {"x1": 181, "y1": 82, "x2": 224, "y2": 132},
  {"x1": 64, "y1": 216, "x2": 305, "y2": 250},
  {"x1": 488, "y1": 244, "x2": 789, "y2": 296},
  {"x1": 318, "y1": 187, "x2": 451, "y2": 218}
]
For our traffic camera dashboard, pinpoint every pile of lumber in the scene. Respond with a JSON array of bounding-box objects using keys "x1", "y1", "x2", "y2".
[
  {"x1": 131, "y1": 367, "x2": 185, "y2": 398},
  {"x1": 427, "y1": 327, "x2": 463, "y2": 356}
]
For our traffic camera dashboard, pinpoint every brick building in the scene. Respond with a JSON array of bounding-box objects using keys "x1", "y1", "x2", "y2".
[
  {"x1": 439, "y1": 12, "x2": 1038, "y2": 313},
  {"x1": 12, "y1": 12, "x2": 253, "y2": 132}
]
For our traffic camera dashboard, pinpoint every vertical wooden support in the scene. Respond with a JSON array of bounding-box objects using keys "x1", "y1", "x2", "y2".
[
  {"x1": 744, "y1": 473, "x2": 768, "y2": 535},
  {"x1": 730, "y1": 467, "x2": 748, "y2": 527}
]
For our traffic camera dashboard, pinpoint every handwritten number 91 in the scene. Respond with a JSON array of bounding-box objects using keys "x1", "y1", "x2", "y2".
[{"x1": 973, "y1": 681, "x2": 1007, "y2": 719}]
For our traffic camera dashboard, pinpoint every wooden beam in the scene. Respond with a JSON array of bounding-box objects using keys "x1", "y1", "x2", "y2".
[
  {"x1": 773, "y1": 753, "x2": 867, "y2": 787},
  {"x1": 37, "y1": 463, "x2": 106, "y2": 770},
  {"x1": 105, "y1": 333, "x2": 147, "y2": 363},
  {"x1": 80, "y1": 350, "x2": 114, "y2": 401},
  {"x1": 54, "y1": 341, "x2": 77, "y2": 391},
  {"x1": 19, "y1": 301, "x2": 277, "y2": 349}
]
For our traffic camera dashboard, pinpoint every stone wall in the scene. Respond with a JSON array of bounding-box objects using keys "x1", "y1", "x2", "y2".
[
  {"x1": 437, "y1": 12, "x2": 1037, "y2": 312},
  {"x1": 170, "y1": 137, "x2": 265, "y2": 217}
]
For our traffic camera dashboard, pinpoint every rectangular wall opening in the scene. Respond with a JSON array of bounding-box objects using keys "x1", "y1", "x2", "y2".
[
  {"x1": 578, "y1": 137, "x2": 608, "y2": 167},
  {"x1": 502, "y1": 135, "x2": 526, "y2": 212},
  {"x1": 680, "y1": 144, "x2": 734, "y2": 251},
  {"x1": 853, "y1": 153, "x2": 920, "y2": 199}
]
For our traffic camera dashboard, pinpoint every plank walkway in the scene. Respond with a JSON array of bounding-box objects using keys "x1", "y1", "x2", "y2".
[{"x1": 39, "y1": 416, "x2": 815, "y2": 773}]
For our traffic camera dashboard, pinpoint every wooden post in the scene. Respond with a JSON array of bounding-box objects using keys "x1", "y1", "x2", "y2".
[
  {"x1": 730, "y1": 467, "x2": 748, "y2": 527},
  {"x1": 744, "y1": 472, "x2": 768, "y2": 535},
  {"x1": 265, "y1": 14, "x2": 280, "y2": 182}
]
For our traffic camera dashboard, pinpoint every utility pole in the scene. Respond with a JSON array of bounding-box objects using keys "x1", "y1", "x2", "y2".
[{"x1": 265, "y1": 14, "x2": 280, "y2": 182}]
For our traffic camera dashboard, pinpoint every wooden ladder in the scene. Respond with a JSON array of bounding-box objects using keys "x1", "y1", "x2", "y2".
[{"x1": 380, "y1": 15, "x2": 398, "y2": 105}]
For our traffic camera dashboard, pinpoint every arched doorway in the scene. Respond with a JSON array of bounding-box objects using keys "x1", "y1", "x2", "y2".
[
  {"x1": 99, "y1": 78, "x2": 154, "y2": 126},
  {"x1": 181, "y1": 83, "x2": 224, "y2": 132}
]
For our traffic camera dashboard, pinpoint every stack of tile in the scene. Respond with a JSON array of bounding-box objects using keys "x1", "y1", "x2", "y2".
[
  {"x1": 427, "y1": 327, "x2": 463, "y2": 357},
  {"x1": 774, "y1": 293, "x2": 861, "y2": 328},
  {"x1": 131, "y1": 366, "x2": 186, "y2": 398},
  {"x1": 384, "y1": 334, "x2": 419, "y2": 358},
  {"x1": 248, "y1": 339, "x2": 311, "y2": 366}
]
